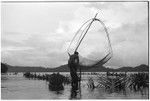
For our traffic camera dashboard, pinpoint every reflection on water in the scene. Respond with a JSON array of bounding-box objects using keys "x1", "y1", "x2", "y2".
[
  {"x1": 1, "y1": 72, "x2": 149, "y2": 99},
  {"x1": 70, "y1": 87, "x2": 78, "y2": 99},
  {"x1": 49, "y1": 89, "x2": 64, "y2": 95}
]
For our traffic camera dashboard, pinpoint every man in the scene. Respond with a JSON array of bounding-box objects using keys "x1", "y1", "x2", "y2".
[{"x1": 68, "y1": 51, "x2": 79, "y2": 90}]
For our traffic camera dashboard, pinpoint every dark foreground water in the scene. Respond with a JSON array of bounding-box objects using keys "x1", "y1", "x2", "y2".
[{"x1": 1, "y1": 72, "x2": 149, "y2": 99}]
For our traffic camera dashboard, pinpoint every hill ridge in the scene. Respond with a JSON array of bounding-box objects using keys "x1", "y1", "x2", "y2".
[{"x1": 1, "y1": 63, "x2": 149, "y2": 72}]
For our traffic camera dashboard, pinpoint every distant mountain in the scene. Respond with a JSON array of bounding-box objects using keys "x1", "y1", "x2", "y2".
[
  {"x1": 134, "y1": 64, "x2": 149, "y2": 72},
  {"x1": 1, "y1": 63, "x2": 149, "y2": 72},
  {"x1": 1, "y1": 63, "x2": 49, "y2": 72}
]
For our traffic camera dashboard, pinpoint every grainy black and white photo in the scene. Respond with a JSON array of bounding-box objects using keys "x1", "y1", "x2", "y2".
[{"x1": 1, "y1": 0, "x2": 149, "y2": 99}]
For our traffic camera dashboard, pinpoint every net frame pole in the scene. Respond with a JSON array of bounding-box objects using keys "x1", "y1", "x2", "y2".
[
  {"x1": 67, "y1": 19, "x2": 93, "y2": 53},
  {"x1": 78, "y1": 66, "x2": 81, "y2": 98},
  {"x1": 74, "y1": 13, "x2": 98, "y2": 52},
  {"x1": 77, "y1": 13, "x2": 98, "y2": 98}
]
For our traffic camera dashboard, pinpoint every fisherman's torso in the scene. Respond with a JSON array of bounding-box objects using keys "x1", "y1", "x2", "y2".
[{"x1": 68, "y1": 54, "x2": 79, "y2": 72}]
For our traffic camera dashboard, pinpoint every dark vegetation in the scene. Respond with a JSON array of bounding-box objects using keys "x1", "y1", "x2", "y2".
[
  {"x1": 23, "y1": 72, "x2": 71, "y2": 91},
  {"x1": 87, "y1": 72, "x2": 149, "y2": 95},
  {"x1": 128, "y1": 73, "x2": 149, "y2": 92},
  {"x1": 3, "y1": 63, "x2": 149, "y2": 72},
  {"x1": 1, "y1": 63, "x2": 8, "y2": 73}
]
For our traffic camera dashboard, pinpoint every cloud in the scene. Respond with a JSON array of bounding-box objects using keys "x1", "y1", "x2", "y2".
[
  {"x1": 82, "y1": 2, "x2": 148, "y2": 67},
  {"x1": 86, "y1": 2, "x2": 147, "y2": 29},
  {"x1": 106, "y1": 19, "x2": 148, "y2": 67},
  {"x1": 1, "y1": 2, "x2": 148, "y2": 68}
]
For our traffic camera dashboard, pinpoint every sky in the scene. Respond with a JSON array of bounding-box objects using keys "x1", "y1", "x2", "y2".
[{"x1": 1, "y1": 2, "x2": 148, "y2": 68}]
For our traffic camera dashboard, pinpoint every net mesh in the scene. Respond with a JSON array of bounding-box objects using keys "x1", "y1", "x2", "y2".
[{"x1": 67, "y1": 17, "x2": 112, "y2": 67}]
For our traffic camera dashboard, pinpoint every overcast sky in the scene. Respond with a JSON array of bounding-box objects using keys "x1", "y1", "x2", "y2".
[{"x1": 1, "y1": 2, "x2": 148, "y2": 68}]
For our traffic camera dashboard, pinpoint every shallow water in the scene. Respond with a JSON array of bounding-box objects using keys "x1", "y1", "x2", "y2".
[{"x1": 1, "y1": 72, "x2": 149, "y2": 99}]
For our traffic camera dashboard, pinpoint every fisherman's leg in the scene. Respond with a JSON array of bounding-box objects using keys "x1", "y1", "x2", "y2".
[
  {"x1": 71, "y1": 74, "x2": 78, "y2": 89},
  {"x1": 73, "y1": 73, "x2": 79, "y2": 90},
  {"x1": 70, "y1": 72, "x2": 76, "y2": 87},
  {"x1": 70, "y1": 73, "x2": 74, "y2": 87}
]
